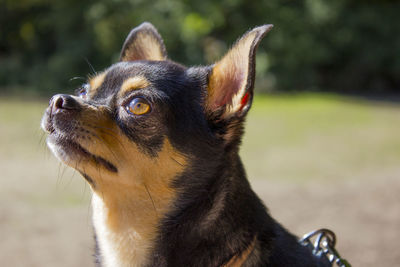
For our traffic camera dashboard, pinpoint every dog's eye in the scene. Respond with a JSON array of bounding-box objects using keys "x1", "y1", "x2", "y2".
[
  {"x1": 78, "y1": 89, "x2": 87, "y2": 99},
  {"x1": 126, "y1": 98, "x2": 151, "y2": 115},
  {"x1": 77, "y1": 84, "x2": 89, "y2": 99}
]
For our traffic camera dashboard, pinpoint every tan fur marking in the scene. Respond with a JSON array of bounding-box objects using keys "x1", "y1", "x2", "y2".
[
  {"x1": 119, "y1": 76, "x2": 150, "y2": 97},
  {"x1": 89, "y1": 72, "x2": 106, "y2": 95},
  {"x1": 223, "y1": 237, "x2": 257, "y2": 267},
  {"x1": 56, "y1": 103, "x2": 185, "y2": 267},
  {"x1": 90, "y1": 138, "x2": 184, "y2": 267},
  {"x1": 124, "y1": 32, "x2": 166, "y2": 61}
]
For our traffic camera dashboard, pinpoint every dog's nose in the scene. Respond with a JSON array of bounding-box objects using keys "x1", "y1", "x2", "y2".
[{"x1": 50, "y1": 94, "x2": 81, "y2": 111}]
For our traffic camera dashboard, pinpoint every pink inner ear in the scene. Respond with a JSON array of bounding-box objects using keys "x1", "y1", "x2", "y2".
[{"x1": 212, "y1": 70, "x2": 245, "y2": 108}]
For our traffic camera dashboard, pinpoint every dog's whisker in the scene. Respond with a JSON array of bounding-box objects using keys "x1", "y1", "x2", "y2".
[
  {"x1": 170, "y1": 156, "x2": 184, "y2": 166},
  {"x1": 93, "y1": 129, "x2": 128, "y2": 154},
  {"x1": 89, "y1": 131, "x2": 119, "y2": 163},
  {"x1": 69, "y1": 76, "x2": 86, "y2": 82},
  {"x1": 87, "y1": 123, "x2": 129, "y2": 156},
  {"x1": 89, "y1": 127, "x2": 119, "y2": 141},
  {"x1": 56, "y1": 162, "x2": 63, "y2": 189},
  {"x1": 144, "y1": 183, "x2": 158, "y2": 217},
  {"x1": 84, "y1": 57, "x2": 97, "y2": 75},
  {"x1": 89, "y1": 125, "x2": 118, "y2": 134},
  {"x1": 59, "y1": 164, "x2": 68, "y2": 188},
  {"x1": 37, "y1": 130, "x2": 46, "y2": 147}
]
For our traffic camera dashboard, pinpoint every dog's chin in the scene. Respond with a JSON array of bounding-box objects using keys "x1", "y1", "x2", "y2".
[{"x1": 47, "y1": 133, "x2": 90, "y2": 166}]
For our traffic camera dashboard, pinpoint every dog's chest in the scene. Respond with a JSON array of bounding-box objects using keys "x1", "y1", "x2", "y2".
[{"x1": 92, "y1": 193, "x2": 155, "y2": 267}]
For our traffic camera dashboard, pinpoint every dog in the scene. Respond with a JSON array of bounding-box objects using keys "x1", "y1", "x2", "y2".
[{"x1": 41, "y1": 22, "x2": 330, "y2": 267}]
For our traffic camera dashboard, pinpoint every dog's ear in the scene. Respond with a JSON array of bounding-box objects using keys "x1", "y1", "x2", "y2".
[
  {"x1": 205, "y1": 25, "x2": 273, "y2": 118},
  {"x1": 120, "y1": 22, "x2": 167, "y2": 62}
]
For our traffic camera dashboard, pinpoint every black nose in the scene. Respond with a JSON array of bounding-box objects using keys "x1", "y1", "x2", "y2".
[{"x1": 50, "y1": 94, "x2": 81, "y2": 111}]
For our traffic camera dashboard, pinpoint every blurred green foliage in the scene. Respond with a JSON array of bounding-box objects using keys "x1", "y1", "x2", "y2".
[{"x1": 1, "y1": 0, "x2": 399, "y2": 95}]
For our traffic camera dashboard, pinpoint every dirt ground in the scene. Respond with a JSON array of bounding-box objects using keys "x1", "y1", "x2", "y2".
[
  {"x1": 253, "y1": 173, "x2": 400, "y2": 266},
  {"x1": 2, "y1": 159, "x2": 399, "y2": 267}
]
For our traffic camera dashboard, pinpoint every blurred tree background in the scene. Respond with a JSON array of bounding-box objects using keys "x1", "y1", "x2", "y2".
[{"x1": 0, "y1": 0, "x2": 399, "y2": 96}]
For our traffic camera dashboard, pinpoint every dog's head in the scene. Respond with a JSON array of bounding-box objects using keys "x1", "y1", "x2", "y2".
[{"x1": 41, "y1": 22, "x2": 272, "y2": 192}]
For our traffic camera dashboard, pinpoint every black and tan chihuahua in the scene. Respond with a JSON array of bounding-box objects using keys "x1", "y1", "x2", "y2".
[{"x1": 42, "y1": 22, "x2": 329, "y2": 266}]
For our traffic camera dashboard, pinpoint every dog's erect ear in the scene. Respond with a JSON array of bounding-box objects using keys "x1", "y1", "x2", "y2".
[
  {"x1": 206, "y1": 25, "x2": 273, "y2": 118},
  {"x1": 120, "y1": 22, "x2": 167, "y2": 62}
]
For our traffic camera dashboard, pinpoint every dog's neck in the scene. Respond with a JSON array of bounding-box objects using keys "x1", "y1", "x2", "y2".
[
  {"x1": 149, "y1": 153, "x2": 263, "y2": 266},
  {"x1": 90, "y1": 138, "x2": 186, "y2": 266},
  {"x1": 91, "y1": 180, "x2": 176, "y2": 267},
  {"x1": 91, "y1": 153, "x2": 255, "y2": 267}
]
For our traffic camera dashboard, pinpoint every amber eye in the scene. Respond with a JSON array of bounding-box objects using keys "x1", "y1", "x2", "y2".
[
  {"x1": 78, "y1": 84, "x2": 89, "y2": 99},
  {"x1": 78, "y1": 89, "x2": 87, "y2": 98},
  {"x1": 126, "y1": 98, "x2": 151, "y2": 115}
]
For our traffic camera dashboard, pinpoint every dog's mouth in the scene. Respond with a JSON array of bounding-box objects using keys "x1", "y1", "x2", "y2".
[
  {"x1": 42, "y1": 111, "x2": 118, "y2": 174},
  {"x1": 47, "y1": 134, "x2": 90, "y2": 161},
  {"x1": 48, "y1": 135, "x2": 118, "y2": 173}
]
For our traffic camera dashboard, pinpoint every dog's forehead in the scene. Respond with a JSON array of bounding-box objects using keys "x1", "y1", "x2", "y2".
[{"x1": 88, "y1": 61, "x2": 187, "y2": 100}]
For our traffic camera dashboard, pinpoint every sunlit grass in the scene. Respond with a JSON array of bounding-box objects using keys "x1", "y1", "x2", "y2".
[{"x1": 242, "y1": 93, "x2": 400, "y2": 182}]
